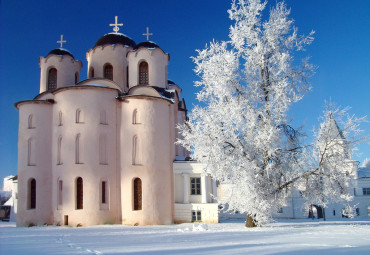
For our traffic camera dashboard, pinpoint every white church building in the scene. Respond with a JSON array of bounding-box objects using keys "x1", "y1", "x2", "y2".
[{"x1": 15, "y1": 18, "x2": 218, "y2": 227}]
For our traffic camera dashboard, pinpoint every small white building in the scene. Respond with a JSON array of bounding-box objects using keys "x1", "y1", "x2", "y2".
[{"x1": 15, "y1": 19, "x2": 218, "y2": 227}]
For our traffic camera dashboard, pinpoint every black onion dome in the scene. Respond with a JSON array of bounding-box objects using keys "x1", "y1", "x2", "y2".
[
  {"x1": 167, "y1": 79, "x2": 176, "y2": 85},
  {"x1": 46, "y1": 48, "x2": 74, "y2": 58},
  {"x1": 94, "y1": 33, "x2": 136, "y2": 48},
  {"x1": 133, "y1": 41, "x2": 161, "y2": 50}
]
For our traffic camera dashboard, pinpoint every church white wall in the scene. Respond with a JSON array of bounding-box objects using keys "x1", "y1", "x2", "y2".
[
  {"x1": 119, "y1": 97, "x2": 174, "y2": 225},
  {"x1": 39, "y1": 55, "x2": 82, "y2": 93},
  {"x1": 17, "y1": 102, "x2": 54, "y2": 226},
  {"x1": 86, "y1": 45, "x2": 130, "y2": 91},
  {"x1": 51, "y1": 87, "x2": 119, "y2": 226},
  {"x1": 127, "y1": 48, "x2": 169, "y2": 88},
  {"x1": 174, "y1": 174, "x2": 184, "y2": 203}
]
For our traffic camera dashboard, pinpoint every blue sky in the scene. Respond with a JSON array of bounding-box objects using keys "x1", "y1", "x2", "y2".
[{"x1": 0, "y1": 0, "x2": 369, "y2": 181}]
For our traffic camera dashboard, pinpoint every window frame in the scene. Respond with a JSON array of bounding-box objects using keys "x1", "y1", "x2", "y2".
[
  {"x1": 363, "y1": 188, "x2": 370, "y2": 195},
  {"x1": 133, "y1": 178, "x2": 142, "y2": 211},
  {"x1": 47, "y1": 67, "x2": 57, "y2": 90},
  {"x1": 192, "y1": 211, "x2": 201, "y2": 222},
  {"x1": 103, "y1": 63, "x2": 113, "y2": 80},
  {"x1": 139, "y1": 61, "x2": 149, "y2": 85},
  {"x1": 29, "y1": 178, "x2": 36, "y2": 209},
  {"x1": 76, "y1": 177, "x2": 83, "y2": 210},
  {"x1": 190, "y1": 177, "x2": 201, "y2": 195}
]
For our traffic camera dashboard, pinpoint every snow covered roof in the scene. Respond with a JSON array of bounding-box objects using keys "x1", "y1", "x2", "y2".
[
  {"x1": 327, "y1": 113, "x2": 346, "y2": 140},
  {"x1": 46, "y1": 48, "x2": 75, "y2": 59},
  {"x1": 133, "y1": 41, "x2": 160, "y2": 50},
  {"x1": 358, "y1": 167, "x2": 370, "y2": 178},
  {"x1": 152, "y1": 86, "x2": 177, "y2": 102},
  {"x1": 94, "y1": 33, "x2": 136, "y2": 48},
  {"x1": 168, "y1": 79, "x2": 176, "y2": 85},
  {"x1": 4, "y1": 196, "x2": 13, "y2": 206}
]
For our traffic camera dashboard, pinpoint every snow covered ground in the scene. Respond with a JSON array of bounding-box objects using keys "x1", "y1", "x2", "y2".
[{"x1": 1, "y1": 219, "x2": 370, "y2": 254}]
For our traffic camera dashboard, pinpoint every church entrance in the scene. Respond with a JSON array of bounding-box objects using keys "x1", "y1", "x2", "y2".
[{"x1": 308, "y1": 205, "x2": 323, "y2": 219}]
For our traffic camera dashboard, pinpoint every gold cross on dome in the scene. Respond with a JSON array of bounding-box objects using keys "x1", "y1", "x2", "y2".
[
  {"x1": 57, "y1": 34, "x2": 66, "y2": 48},
  {"x1": 142, "y1": 27, "x2": 153, "y2": 41},
  {"x1": 110, "y1": 16, "x2": 123, "y2": 33}
]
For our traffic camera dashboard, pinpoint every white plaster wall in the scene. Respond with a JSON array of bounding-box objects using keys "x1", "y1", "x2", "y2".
[
  {"x1": 119, "y1": 97, "x2": 174, "y2": 225},
  {"x1": 17, "y1": 102, "x2": 53, "y2": 226},
  {"x1": 51, "y1": 86, "x2": 119, "y2": 226},
  {"x1": 174, "y1": 203, "x2": 218, "y2": 223},
  {"x1": 39, "y1": 55, "x2": 82, "y2": 93},
  {"x1": 174, "y1": 173, "x2": 184, "y2": 203},
  {"x1": 86, "y1": 45, "x2": 130, "y2": 91},
  {"x1": 127, "y1": 48, "x2": 169, "y2": 88}
]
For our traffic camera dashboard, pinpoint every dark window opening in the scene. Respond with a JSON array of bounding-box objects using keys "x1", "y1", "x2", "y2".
[
  {"x1": 192, "y1": 211, "x2": 201, "y2": 222},
  {"x1": 89, "y1": 67, "x2": 94, "y2": 78},
  {"x1": 75, "y1": 72, "x2": 79, "y2": 84},
  {"x1": 76, "y1": 177, "x2": 83, "y2": 209},
  {"x1": 48, "y1": 68, "x2": 57, "y2": 90},
  {"x1": 134, "y1": 178, "x2": 142, "y2": 210},
  {"x1": 104, "y1": 64, "x2": 113, "y2": 80},
  {"x1": 30, "y1": 179, "x2": 36, "y2": 209},
  {"x1": 102, "y1": 181, "x2": 106, "y2": 204},
  {"x1": 139, "y1": 62, "x2": 148, "y2": 85}
]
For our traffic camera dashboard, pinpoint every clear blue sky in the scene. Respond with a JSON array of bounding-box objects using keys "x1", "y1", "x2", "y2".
[{"x1": 0, "y1": 0, "x2": 369, "y2": 181}]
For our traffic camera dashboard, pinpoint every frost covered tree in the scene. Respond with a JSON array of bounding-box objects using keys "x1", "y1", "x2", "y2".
[{"x1": 178, "y1": 0, "x2": 366, "y2": 227}]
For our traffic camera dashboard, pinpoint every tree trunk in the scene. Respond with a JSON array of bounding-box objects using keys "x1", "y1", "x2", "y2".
[{"x1": 245, "y1": 214, "x2": 257, "y2": 228}]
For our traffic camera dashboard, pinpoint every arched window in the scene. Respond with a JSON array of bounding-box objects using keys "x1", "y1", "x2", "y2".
[
  {"x1": 101, "y1": 180, "x2": 107, "y2": 204},
  {"x1": 132, "y1": 135, "x2": 141, "y2": 165},
  {"x1": 132, "y1": 109, "x2": 138, "y2": 124},
  {"x1": 58, "y1": 111, "x2": 63, "y2": 126},
  {"x1": 57, "y1": 136, "x2": 62, "y2": 165},
  {"x1": 48, "y1": 68, "x2": 57, "y2": 90},
  {"x1": 100, "y1": 179, "x2": 109, "y2": 210},
  {"x1": 57, "y1": 179, "x2": 63, "y2": 210},
  {"x1": 100, "y1": 110, "x2": 107, "y2": 125},
  {"x1": 76, "y1": 177, "x2": 83, "y2": 210},
  {"x1": 139, "y1": 61, "x2": 149, "y2": 85},
  {"x1": 99, "y1": 134, "x2": 107, "y2": 165},
  {"x1": 89, "y1": 67, "x2": 95, "y2": 78},
  {"x1": 75, "y1": 134, "x2": 82, "y2": 164},
  {"x1": 75, "y1": 72, "x2": 79, "y2": 84},
  {"x1": 104, "y1": 64, "x2": 113, "y2": 80},
  {"x1": 29, "y1": 178, "x2": 36, "y2": 209},
  {"x1": 76, "y1": 109, "x2": 83, "y2": 123},
  {"x1": 27, "y1": 138, "x2": 35, "y2": 166},
  {"x1": 28, "y1": 114, "x2": 35, "y2": 129},
  {"x1": 126, "y1": 66, "x2": 129, "y2": 89},
  {"x1": 134, "y1": 178, "x2": 142, "y2": 210}
]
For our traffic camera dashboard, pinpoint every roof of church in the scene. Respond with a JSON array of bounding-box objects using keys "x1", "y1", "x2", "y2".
[
  {"x1": 328, "y1": 113, "x2": 346, "y2": 140},
  {"x1": 168, "y1": 79, "x2": 176, "y2": 85},
  {"x1": 133, "y1": 41, "x2": 160, "y2": 50},
  {"x1": 94, "y1": 33, "x2": 136, "y2": 48},
  {"x1": 46, "y1": 48, "x2": 75, "y2": 58},
  {"x1": 152, "y1": 86, "x2": 176, "y2": 100},
  {"x1": 358, "y1": 167, "x2": 370, "y2": 178}
]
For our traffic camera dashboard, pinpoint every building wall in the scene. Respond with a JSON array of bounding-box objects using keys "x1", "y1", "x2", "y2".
[
  {"x1": 50, "y1": 87, "x2": 119, "y2": 226},
  {"x1": 119, "y1": 97, "x2": 174, "y2": 225},
  {"x1": 17, "y1": 102, "x2": 53, "y2": 226}
]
